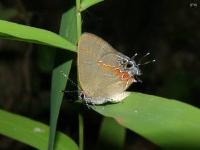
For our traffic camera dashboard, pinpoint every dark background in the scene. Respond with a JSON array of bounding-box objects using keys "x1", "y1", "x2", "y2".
[{"x1": 0, "y1": 0, "x2": 199, "y2": 149}]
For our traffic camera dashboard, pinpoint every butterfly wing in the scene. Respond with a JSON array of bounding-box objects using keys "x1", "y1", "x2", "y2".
[{"x1": 78, "y1": 33, "x2": 133, "y2": 103}]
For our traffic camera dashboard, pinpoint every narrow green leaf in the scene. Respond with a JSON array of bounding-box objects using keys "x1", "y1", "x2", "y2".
[
  {"x1": 60, "y1": 7, "x2": 77, "y2": 45},
  {"x1": 93, "y1": 92, "x2": 200, "y2": 149},
  {"x1": 0, "y1": 109, "x2": 78, "y2": 150},
  {"x1": 48, "y1": 61, "x2": 73, "y2": 150},
  {"x1": 80, "y1": 0, "x2": 104, "y2": 11},
  {"x1": 48, "y1": 6, "x2": 78, "y2": 149},
  {"x1": 0, "y1": 20, "x2": 76, "y2": 51},
  {"x1": 97, "y1": 117, "x2": 126, "y2": 150}
]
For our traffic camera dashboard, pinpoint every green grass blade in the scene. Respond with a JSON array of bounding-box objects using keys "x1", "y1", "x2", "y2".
[
  {"x1": 60, "y1": 7, "x2": 77, "y2": 45},
  {"x1": 80, "y1": 0, "x2": 104, "y2": 11},
  {"x1": 48, "y1": 6, "x2": 78, "y2": 150},
  {"x1": 0, "y1": 109, "x2": 78, "y2": 150},
  {"x1": 97, "y1": 117, "x2": 126, "y2": 150},
  {"x1": 0, "y1": 20, "x2": 76, "y2": 51},
  {"x1": 48, "y1": 61, "x2": 73, "y2": 150},
  {"x1": 93, "y1": 92, "x2": 200, "y2": 149}
]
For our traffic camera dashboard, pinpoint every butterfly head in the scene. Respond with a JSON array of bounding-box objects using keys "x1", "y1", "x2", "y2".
[{"x1": 118, "y1": 54, "x2": 142, "y2": 78}]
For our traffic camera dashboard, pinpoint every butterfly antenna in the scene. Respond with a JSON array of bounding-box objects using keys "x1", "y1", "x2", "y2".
[
  {"x1": 130, "y1": 52, "x2": 138, "y2": 60},
  {"x1": 60, "y1": 71, "x2": 82, "y2": 91},
  {"x1": 138, "y1": 52, "x2": 150, "y2": 64},
  {"x1": 138, "y1": 59, "x2": 156, "y2": 66}
]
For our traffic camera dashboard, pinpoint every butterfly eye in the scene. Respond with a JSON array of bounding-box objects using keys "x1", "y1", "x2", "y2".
[{"x1": 126, "y1": 61, "x2": 134, "y2": 69}]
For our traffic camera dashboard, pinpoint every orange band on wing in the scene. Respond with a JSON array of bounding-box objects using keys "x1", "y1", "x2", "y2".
[{"x1": 97, "y1": 61, "x2": 134, "y2": 84}]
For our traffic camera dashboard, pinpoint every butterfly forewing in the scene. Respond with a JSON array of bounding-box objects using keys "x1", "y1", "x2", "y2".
[{"x1": 78, "y1": 33, "x2": 133, "y2": 102}]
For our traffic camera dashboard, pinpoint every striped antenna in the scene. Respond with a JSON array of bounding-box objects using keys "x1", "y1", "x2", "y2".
[{"x1": 60, "y1": 71, "x2": 81, "y2": 92}]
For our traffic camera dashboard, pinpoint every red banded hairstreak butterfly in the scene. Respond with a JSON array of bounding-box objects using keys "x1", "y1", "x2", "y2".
[{"x1": 77, "y1": 33, "x2": 143, "y2": 105}]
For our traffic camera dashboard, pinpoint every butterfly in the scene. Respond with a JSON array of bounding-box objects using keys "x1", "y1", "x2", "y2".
[{"x1": 77, "y1": 33, "x2": 142, "y2": 105}]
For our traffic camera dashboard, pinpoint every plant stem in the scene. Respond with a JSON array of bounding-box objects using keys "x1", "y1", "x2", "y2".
[
  {"x1": 76, "y1": 0, "x2": 82, "y2": 39},
  {"x1": 76, "y1": 1, "x2": 83, "y2": 150},
  {"x1": 79, "y1": 113, "x2": 84, "y2": 150}
]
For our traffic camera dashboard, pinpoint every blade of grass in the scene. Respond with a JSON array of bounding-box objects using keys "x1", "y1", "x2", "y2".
[
  {"x1": 48, "y1": 61, "x2": 73, "y2": 150},
  {"x1": 48, "y1": 5, "x2": 78, "y2": 150},
  {"x1": 0, "y1": 19, "x2": 76, "y2": 51},
  {"x1": 0, "y1": 109, "x2": 78, "y2": 150},
  {"x1": 93, "y1": 92, "x2": 200, "y2": 149},
  {"x1": 60, "y1": 7, "x2": 77, "y2": 45}
]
